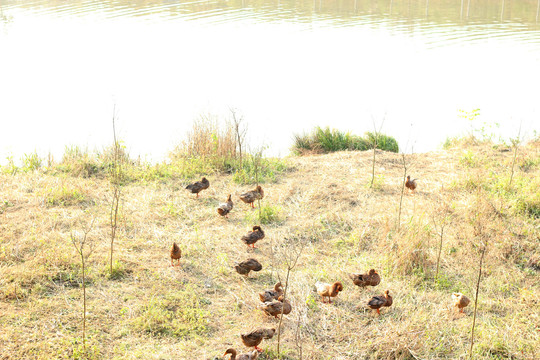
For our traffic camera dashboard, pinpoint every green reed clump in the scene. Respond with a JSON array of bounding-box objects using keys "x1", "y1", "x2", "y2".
[
  {"x1": 365, "y1": 131, "x2": 399, "y2": 153},
  {"x1": 292, "y1": 126, "x2": 398, "y2": 154}
]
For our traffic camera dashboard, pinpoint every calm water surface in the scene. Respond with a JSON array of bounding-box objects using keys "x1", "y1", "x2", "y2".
[{"x1": 1, "y1": 0, "x2": 539, "y2": 161}]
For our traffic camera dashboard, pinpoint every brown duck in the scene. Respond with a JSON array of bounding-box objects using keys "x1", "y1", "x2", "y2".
[
  {"x1": 217, "y1": 194, "x2": 234, "y2": 218},
  {"x1": 259, "y1": 282, "x2": 283, "y2": 302},
  {"x1": 241, "y1": 328, "x2": 276, "y2": 352},
  {"x1": 452, "y1": 293, "x2": 470, "y2": 313},
  {"x1": 170, "y1": 242, "x2": 181, "y2": 267},
  {"x1": 405, "y1": 175, "x2": 417, "y2": 193},
  {"x1": 240, "y1": 186, "x2": 264, "y2": 208},
  {"x1": 223, "y1": 348, "x2": 258, "y2": 360},
  {"x1": 367, "y1": 290, "x2": 393, "y2": 315},
  {"x1": 234, "y1": 258, "x2": 262, "y2": 277},
  {"x1": 349, "y1": 269, "x2": 381, "y2": 289},
  {"x1": 185, "y1": 177, "x2": 209, "y2": 198},
  {"x1": 315, "y1": 281, "x2": 344, "y2": 303},
  {"x1": 241, "y1": 226, "x2": 265, "y2": 248},
  {"x1": 260, "y1": 295, "x2": 291, "y2": 318}
]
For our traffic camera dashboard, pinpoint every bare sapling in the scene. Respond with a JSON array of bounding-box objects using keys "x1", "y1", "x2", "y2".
[
  {"x1": 431, "y1": 200, "x2": 453, "y2": 283},
  {"x1": 70, "y1": 216, "x2": 96, "y2": 355},
  {"x1": 369, "y1": 115, "x2": 385, "y2": 188},
  {"x1": 469, "y1": 240, "x2": 486, "y2": 359},
  {"x1": 293, "y1": 285, "x2": 309, "y2": 360},
  {"x1": 109, "y1": 107, "x2": 123, "y2": 275},
  {"x1": 469, "y1": 187, "x2": 491, "y2": 359},
  {"x1": 275, "y1": 236, "x2": 306, "y2": 359},
  {"x1": 251, "y1": 146, "x2": 265, "y2": 218},
  {"x1": 397, "y1": 152, "x2": 414, "y2": 231},
  {"x1": 508, "y1": 122, "x2": 522, "y2": 188},
  {"x1": 230, "y1": 107, "x2": 247, "y2": 166}
]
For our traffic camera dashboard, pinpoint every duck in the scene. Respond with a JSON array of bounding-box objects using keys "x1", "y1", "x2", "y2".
[
  {"x1": 452, "y1": 292, "x2": 470, "y2": 313},
  {"x1": 259, "y1": 282, "x2": 284, "y2": 302},
  {"x1": 260, "y1": 295, "x2": 292, "y2": 318},
  {"x1": 185, "y1": 177, "x2": 209, "y2": 198},
  {"x1": 241, "y1": 328, "x2": 276, "y2": 352},
  {"x1": 315, "y1": 281, "x2": 344, "y2": 303},
  {"x1": 234, "y1": 258, "x2": 262, "y2": 277},
  {"x1": 349, "y1": 269, "x2": 380, "y2": 289},
  {"x1": 241, "y1": 226, "x2": 265, "y2": 248},
  {"x1": 405, "y1": 175, "x2": 417, "y2": 194},
  {"x1": 367, "y1": 290, "x2": 393, "y2": 315},
  {"x1": 223, "y1": 348, "x2": 258, "y2": 360},
  {"x1": 217, "y1": 194, "x2": 234, "y2": 218},
  {"x1": 170, "y1": 242, "x2": 181, "y2": 267},
  {"x1": 239, "y1": 186, "x2": 264, "y2": 208}
]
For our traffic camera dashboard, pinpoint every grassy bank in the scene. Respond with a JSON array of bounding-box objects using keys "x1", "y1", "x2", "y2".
[{"x1": 0, "y1": 140, "x2": 538, "y2": 359}]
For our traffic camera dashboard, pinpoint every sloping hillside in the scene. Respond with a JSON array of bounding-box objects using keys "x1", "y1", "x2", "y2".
[{"x1": 0, "y1": 144, "x2": 538, "y2": 359}]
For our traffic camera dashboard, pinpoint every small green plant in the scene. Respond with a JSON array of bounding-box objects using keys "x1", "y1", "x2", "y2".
[
  {"x1": 162, "y1": 202, "x2": 185, "y2": 218},
  {"x1": 22, "y1": 151, "x2": 42, "y2": 171},
  {"x1": 245, "y1": 205, "x2": 283, "y2": 225},
  {"x1": 105, "y1": 260, "x2": 129, "y2": 280},
  {"x1": 232, "y1": 156, "x2": 288, "y2": 184},
  {"x1": 367, "y1": 174, "x2": 385, "y2": 190},
  {"x1": 45, "y1": 184, "x2": 92, "y2": 207},
  {"x1": 2, "y1": 156, "x2": 18, "y2": 175},
  {"x1": 460, "y1": 150, "x2": 479, "y2": 167}
]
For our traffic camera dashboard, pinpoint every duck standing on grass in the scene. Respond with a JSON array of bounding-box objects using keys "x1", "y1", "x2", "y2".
[
  {"x1": 259, "y1": 282, "x2": 283, "y2": 302},
  {"x1": 234, "y1": 258, "x2": 262, "y2": 277},
  {"x1": 260, "y1": 295, "x2": 292, "y2": 318},
  {"x1": 315, "y1": 281, "x2": 344, "y2": 303},
  {"x1": 405, "y1": 175, "x2": 417, "y2": 194},
  {"x1": 241, "y1": 226, "x2": 265, "y2": 249},
  {"x1": 367, "y1": 290, "x2": 393, "y2": 315},
  {"x1": 185, "y1": 177, "x2": 209, "y2": 198},
  {"x1": 241, "y1": 328, "x2": 276, "y2": 352},
  {"x1": 170, "y1": 242, "x2": 181, "y2": 267},
  {"x1": 239, "y1": 186, "x2": 264, "y2": 208},
  {"x1": 452, "y1": 292, "x2": 470, "y2": 313},
  {"x1": 349, "y1": 269, "x2": 381, "y2": 289},
  {"x1": 223, "y1": 348, "x2": 258, "y2": 360},
  {"x1": 217, "y1": 194, "x2": 234, "y2": 218}
]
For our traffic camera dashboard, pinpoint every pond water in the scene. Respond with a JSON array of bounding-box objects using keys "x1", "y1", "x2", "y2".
[{"x1": 1, "y1": 0, "x2": 539, "y2": 162}]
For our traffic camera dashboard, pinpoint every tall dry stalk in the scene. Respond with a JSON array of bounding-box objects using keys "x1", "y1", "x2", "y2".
[
  {"x1": 508, "y1": 122, "x2": 522, "y2": 188},
  {"x1": 469, "y1": 186, "x2": 491, "y2": 359},
  {"x1": 230, "y1": 107, "x2": 247, "y2": 166},
  {"x1": 469, "y1": 241, "x2": 487, "y2": 359},
  {"x1": 275, "y1": 237, "x2": 306, "y2": 359},
  {"x1": 293, "y1": 285, "x2": 309, "y2": 360},
  {"x1": 431, "y1": 200, "x2": 453, "y2": 283},
  {"x1": 397, "y1": 152, "x2": 412, "y2": 231},
  {"x1": 251, "y1": 147, "x2": 265, "y2": 218},
  {"x1": 70, "y1": 217, "x2": 96, "y2": 354},
  {"x1": 369, "y1": 116, "x2": 385, "y2": 188},
  {"x1": 109, "y1": 108, "x2": 122, "y2": 275}
]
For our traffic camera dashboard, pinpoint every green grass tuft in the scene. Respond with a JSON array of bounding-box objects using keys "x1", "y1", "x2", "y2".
[{"x1": 132, "y1": 285, "x2": 210, "y2": 338}]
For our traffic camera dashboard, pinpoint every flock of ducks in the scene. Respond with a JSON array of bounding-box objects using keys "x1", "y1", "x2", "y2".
[{"x1": 171, "y1": 175, "x2": 469, "y2": 359}]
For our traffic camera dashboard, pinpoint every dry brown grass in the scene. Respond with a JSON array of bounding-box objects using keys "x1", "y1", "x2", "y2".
[{"x1": 0, "y1": 144, "x2": 539, "y2": 359}]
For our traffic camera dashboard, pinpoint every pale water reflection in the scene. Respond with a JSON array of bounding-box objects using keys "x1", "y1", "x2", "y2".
[{"x1": 0, "y1": 0, "x2": 539, "y2": 162}]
